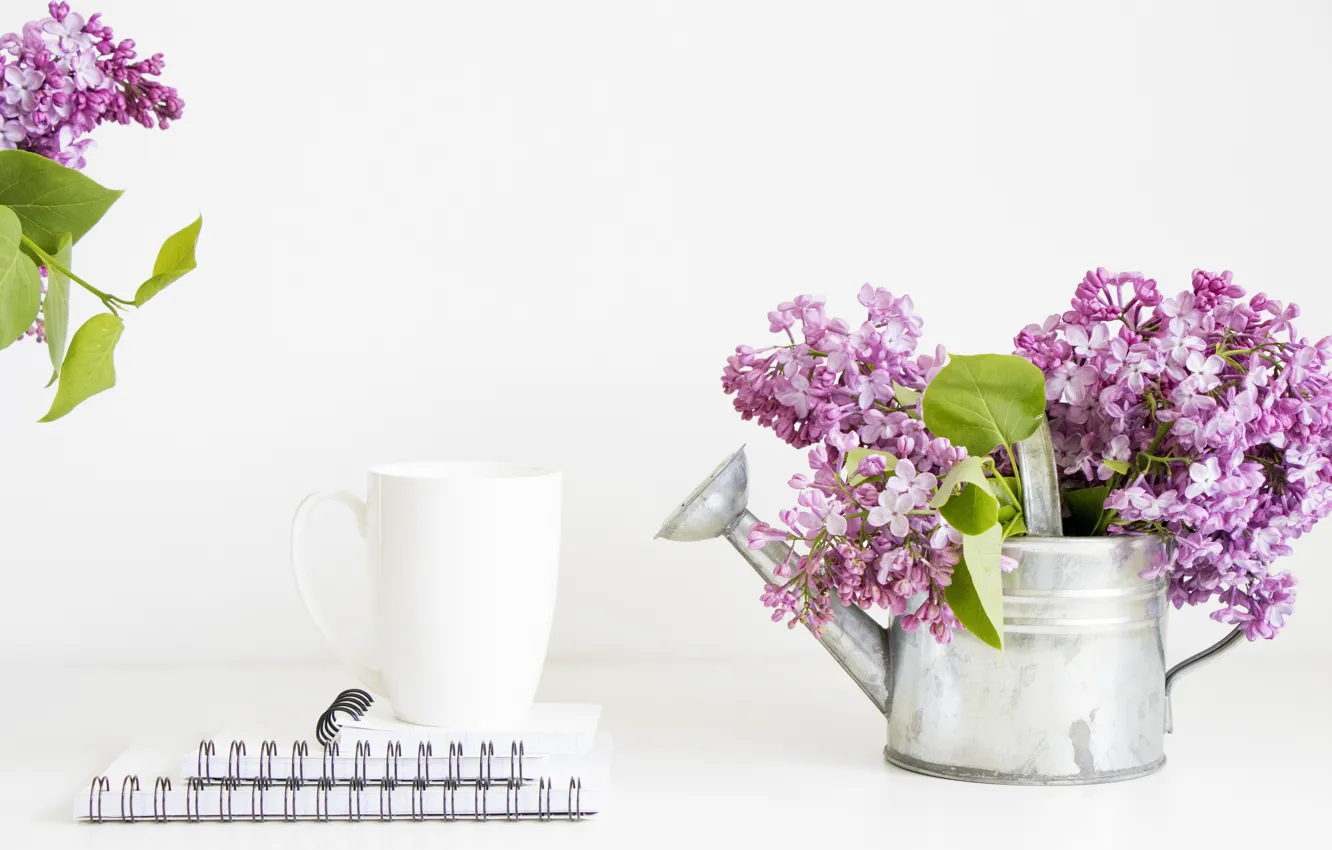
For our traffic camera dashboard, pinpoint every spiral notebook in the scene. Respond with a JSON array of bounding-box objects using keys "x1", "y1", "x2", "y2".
[
  {"x1": 77, "y1": 734, "x2": 610, "y2": 823},
  {"x1": 76, "y1": 689, "x2": 612, "y2": 823}
]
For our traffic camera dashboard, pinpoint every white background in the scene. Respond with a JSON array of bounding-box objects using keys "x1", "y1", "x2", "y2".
[{"x1": 1, "y1": 0, "x2": 1330, "y2": 675}]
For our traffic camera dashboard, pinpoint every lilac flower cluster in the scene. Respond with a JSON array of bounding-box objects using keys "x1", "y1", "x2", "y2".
[
  {"x1": 724, "y1": 287, "x2": 973, "y2": 641},
  {"x1": 2, "y1": 3, "x2": 183, "y2": 170},
  {"x1": 21, "y1": 268, "x2": 48, "y2": 343},
  {"x1": 1015, "y1": 269, "x2": 1331, "y2": 639}
]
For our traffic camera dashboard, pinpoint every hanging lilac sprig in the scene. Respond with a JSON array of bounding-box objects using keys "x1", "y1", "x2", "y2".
[
  {"x1": 0, "y1": 5, "x2": 198, "y2": 421},
  {"x1": 1, "y1": 3, "x2": 184, "y2": 170},
  {"x1": 1014, "y1": 269, "x2": 1332, "y2": 639}
]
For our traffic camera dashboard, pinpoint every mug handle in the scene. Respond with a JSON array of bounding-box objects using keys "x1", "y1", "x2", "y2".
[
  {"x1": 291, "y1": 489, "x2": 386, "y2": 694},
  {"x1": 1163, "y1": 626, "x2": 1245, "y2": 733}
]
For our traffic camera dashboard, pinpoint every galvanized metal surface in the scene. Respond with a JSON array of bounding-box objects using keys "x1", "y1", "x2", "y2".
[
  {"x1": 1013, "y1": 420, "x2": 1064, "y2": 537},
  {"x1": 658, "y1": 445, "x2": 1246, "y2": 785},
  {"x1": 886, "y1": 534, "x2": 1168, "y2": 784}
]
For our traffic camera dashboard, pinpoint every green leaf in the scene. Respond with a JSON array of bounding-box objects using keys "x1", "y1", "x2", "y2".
[
  {"x1": 921, "y1": 353, "x2": 1047, "y2": 457},
  {"x1": 39, "y1": 313, "x2": 124, "y2": 422},
  {"x1": 939, "y1": 483, "x2": 1000, "y2": 535},
  {"x1": 843, "y1": 447, "x2": 897, "y2": 485},
  {"x1": 1063, "y1": 486, "x2": 1109, "y2": 536},
  {"x1": 946, "y1": 524, "x2": 1005, "y2": 650},
  {"x1": 0, "y1": 150, "x2": 122, "y2": 254},
  {"x1": 928, "y1": 456, "x2": 992, "y2": 508},
  {"x1": 892, "y1": 381, "x2": 921, "y2": 407},
  {"x1": 0, "y1": 205, "x2": 41, "y2": 349},
  {"x1": 1102, "y1": 459, "x2": 1130, "y2": 475},
  {"x1": 997, "y1": 504, "x2": 1017, "y2": 524},
  {"x1": 134, "y1": 216, "x2": 202, "y2": 306},
  {"x1": 43, "y1": 232, "x2": 73, "y2": 385},
  {"x1": 1002, "y1": 512, "x2": 1027, "y2": 538}
]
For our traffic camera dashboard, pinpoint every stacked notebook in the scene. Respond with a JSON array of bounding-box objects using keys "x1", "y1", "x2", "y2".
[{"x1": 75, "y1": 689, "x2": 612, "y2": 823}]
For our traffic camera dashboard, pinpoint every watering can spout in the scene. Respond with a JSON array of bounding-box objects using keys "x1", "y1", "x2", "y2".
[{"x1": 657, "y1": 446, "x2": 892, "y2": 715}]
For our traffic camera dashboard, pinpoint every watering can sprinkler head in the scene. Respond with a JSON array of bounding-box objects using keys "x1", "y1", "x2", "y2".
[
  {"x1": 655, "y1": 444, "x2": 894, "y2": 714},
  {"x1": 655, "y1": 445, "x2": 750, "y2": 542}
]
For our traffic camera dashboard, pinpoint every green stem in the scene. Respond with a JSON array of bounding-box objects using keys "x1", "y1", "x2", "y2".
[
  {"x1": 1003, "y1": 443, "x2": 1020, "y2": 478},
  {"x1": 1091, "y1": 421, "x2": 1175, "y2": 535},
  {"x1": 1141, "y1": 453, "x2": 1191, "y2": 465},
  {"x1": 20, "y1": 235, "x2": 130, "y2": 314},
  {"x1": 983, "y1": 455, "x2": 1022, "y2": 511},
  {"x1": 1146, "y1": 420, "x2": 1175, "y2": 455}
]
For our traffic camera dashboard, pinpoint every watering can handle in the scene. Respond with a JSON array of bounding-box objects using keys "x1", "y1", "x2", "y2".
[
  {"x1": 1016, "y1": 420, "x2": 1247, "y2": 733},
  {"x1": 1014, "y1": 420, "x2": 1064, "y2": 537},
  {"x1": 1163, "y1": 626, "x2": 1245, "y2": 733}
]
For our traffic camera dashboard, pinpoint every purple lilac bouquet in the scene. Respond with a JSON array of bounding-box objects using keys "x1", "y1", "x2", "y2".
[
  {"x1": 723, "y1": 288, "x2": 1019, "y2": 643},
  {"x1": 1015, "y1": 269, "x2": 1331, "y2": 639},
  {"x1": 1, "y1": 3, "x2": 183, "y2": 170},
  {"x1": 725, "y1": 272, "x2": 1331, "y2": 646}
]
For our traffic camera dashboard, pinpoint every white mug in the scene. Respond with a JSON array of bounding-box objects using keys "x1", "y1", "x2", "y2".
[{"x1": 291, "y1": 462, "x2": 561, "y2": 728}]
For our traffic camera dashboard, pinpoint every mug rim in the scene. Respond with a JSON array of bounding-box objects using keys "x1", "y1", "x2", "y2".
[{"x1": 369, "y1": 461, "x2": 558, "y2": 480}]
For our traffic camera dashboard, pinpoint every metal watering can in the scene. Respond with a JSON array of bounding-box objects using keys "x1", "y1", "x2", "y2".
[{"x1": 657, "y1": 429, "x2": 1244, "y2": 785}]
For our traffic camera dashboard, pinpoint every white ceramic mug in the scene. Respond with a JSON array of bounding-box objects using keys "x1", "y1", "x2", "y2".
[{"x1": 291, "y1": 462, "x2": 561, "y2": 727}]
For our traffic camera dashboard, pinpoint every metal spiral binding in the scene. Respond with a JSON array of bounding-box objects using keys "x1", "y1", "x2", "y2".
[
  {"x1": 568, "y1": 778, "x2": 583, "y2": 822},
  {"x1": 119, "y1": 776, "x2": 139, "y2": 823},
  {"x1": 473, "y1": 779, "x2": 488, "y2": 822},
  {"x1": 186, "y1": 777, "x2": 203, "y2": 823},
  {"x1": 410, "y1": 779, "x2": 427, "y2": 821},
  {"x1": 377, "y1": 742, "x2": 401, "y2": 821},
  {"x1": 153, "y1": 777, "x2": 170, "y2": 823},
  {"x1": 251, "y1": 775, "x2": 272, "y2": 822},
  {"x1": 195, "y1": 740, "x2": 215, "y2": 782},
  {"x1": 282, "y1": 777, "x2": 299, "y2": 822},
  {"x1": 478, "y1": 740, "x2": 494, "y2": 786},
  {"x1": 191, "y1": 735, "x2": 529, "y2": 790},
  {"x1": 447, "y1": 740, "x2": 463, "y2": 785},
  {"x1": 353, "y1": 740, "x2": 370, "y2": 784},
  {"x1": 88, "y1": 776, "x2": 108, "y2": 823},
  {"x1": 347, "y1": 772, "x2": 365, "y2": 822},
  {"x1": 290, "y1": 740, "x2": 308, "y2": 787},
  {"x1": 219, "y1": 777, "x2": 238, "y2": 822},
  {"x1": 509, "y1": 741, "x2": 524, "y2": 788},
  {"x1": 258, "y1": 740, "x2": 277, "y2": 782},
  {"x1": 315, "y1": 778, "x2": 331, "y2": 822},
  {"x1": 416, "y1": 741, "x2": 432, "y2": 785},
  {"x1": 441, "y1": 780, "x2": 457, "y2": 822},
  {"x1": 384, "y1": 741, "x2": 401, "y2": 788},
  {"x1": 538, "y1": 777, "x2": 552, "y2": 821},
  {"x1": 378, "y1": 777, "x2": 395, "y2": 821},
  {"x1": 411, "y1": 742, "x2": 431, "y2": 821},
  {"x1": 316, "y1": 687, "x2": 374, "y2": 747},
  {"x1": 320, "y1": 741, "x2": 339, "y2": 786},
  {"x1": 84, "y1": 735, "x2": 590, "y2": 822},
  {"x1": 505, "y1": 782, "x2": 520, "y2": 821},
  {"x1": 227, "y1": 741, "x2": 246, "y2": 781}
]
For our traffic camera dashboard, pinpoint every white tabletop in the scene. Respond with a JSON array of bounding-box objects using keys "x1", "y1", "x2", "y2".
[{"x1": 2, "y1": 656, "x2": 1327, "y2": 848}]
